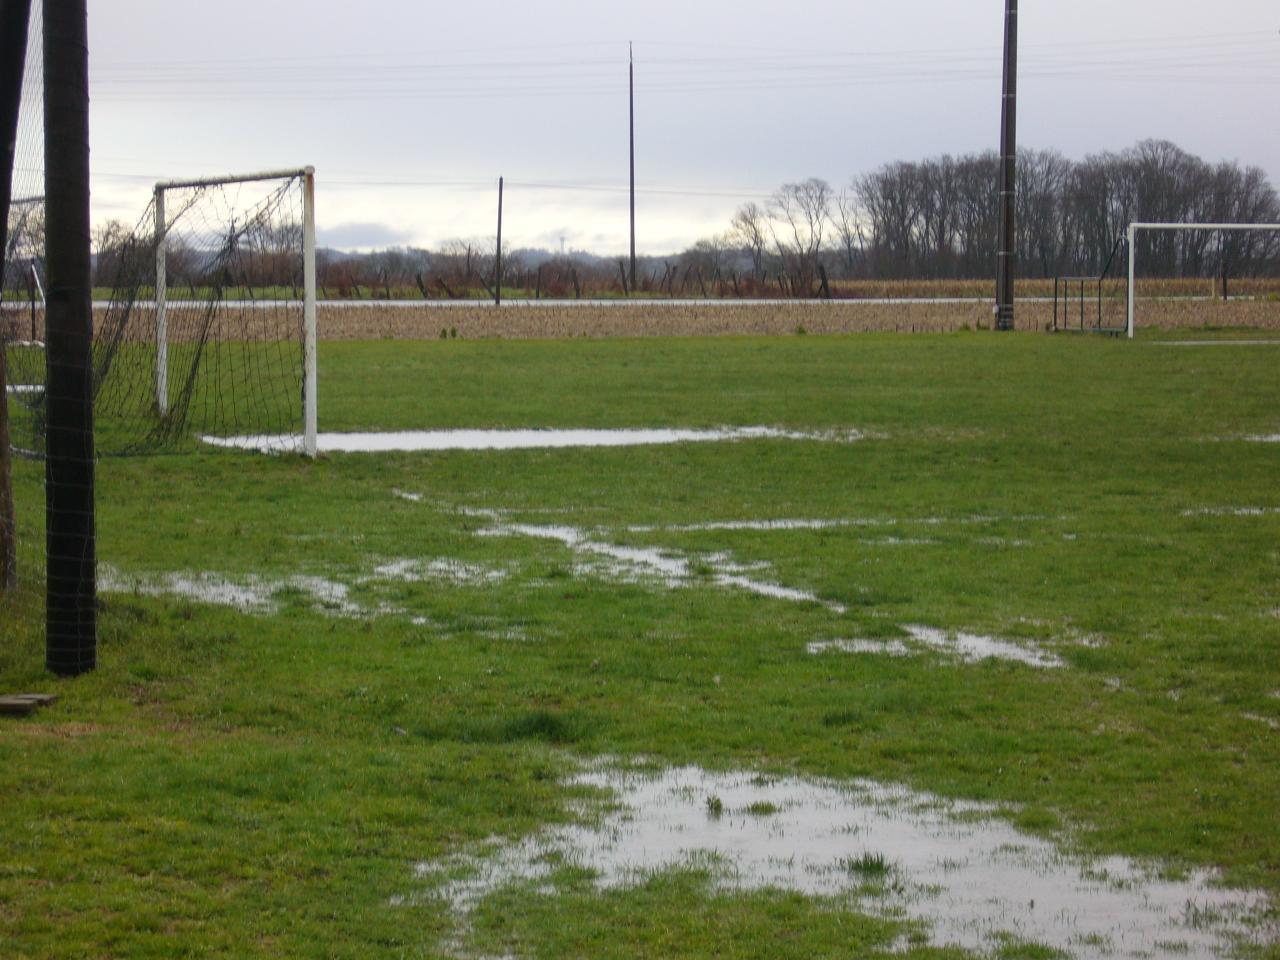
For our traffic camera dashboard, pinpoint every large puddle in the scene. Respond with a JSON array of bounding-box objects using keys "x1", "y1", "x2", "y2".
[
  {"x1": 201, "y1": 426, "x2": 865, "y2": 454},
  {"x1": 413, "y1": 762, "x2": 1270, "y2": 960}
]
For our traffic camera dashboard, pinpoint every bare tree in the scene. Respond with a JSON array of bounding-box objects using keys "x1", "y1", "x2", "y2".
[
  {"x1": 832, "y1": 186, "x2": 866, "y2": 279},
  {"x1": 769, "y1": 178, "x2": 833, "y2": 291},
  {"x1": 730, "y1": 202, "x2": 769, "y2": 280}
]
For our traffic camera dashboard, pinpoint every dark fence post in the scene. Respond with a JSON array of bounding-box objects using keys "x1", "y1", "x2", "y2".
[
  {"x1": 995, "y1": 0, "x2": 1018, "y2": 331},
  {"x1": 44, "y1": 0, "x2": 96, "y2": 674}
]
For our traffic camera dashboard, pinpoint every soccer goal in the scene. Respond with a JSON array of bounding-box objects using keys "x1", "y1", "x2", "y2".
[
  {"x1": 1125, "y1": 222, "x2": 1280, "y2": 338},
  {"x1": 149, "y1": 168, "x2": 318, "y2": 456},
  {"x1": 76, "y1": 167, "x2": 318, "y2": 456},
  {"x1": 5, "y1": 168, "x2": 319, "y2": 457}
]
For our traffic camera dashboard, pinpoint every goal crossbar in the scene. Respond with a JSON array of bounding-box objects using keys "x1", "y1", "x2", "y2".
[
  {"x1": 1126, "y1": 222, "x2": 1280, "y2": 338},
  {"x1": 154, "y1": 166, "x2": 314, "y2": 193}
]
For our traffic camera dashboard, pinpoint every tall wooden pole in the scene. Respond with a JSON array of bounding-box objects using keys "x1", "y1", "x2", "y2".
[
  {"x1": 495, "y1": 176, "x2": 503, "y2": 306},
  {"x1": 995, "y1": 0, "x2": 1017, "y2": 331},
  {"x1": 44, "y1": 0, "x2": 96, "y2": 675},
  {"x1": 629, "y1": 43, "x2": 636, "y2": 294},
  {"x1": 0, "y1": 0, "x2": 34, "y2": 594}
]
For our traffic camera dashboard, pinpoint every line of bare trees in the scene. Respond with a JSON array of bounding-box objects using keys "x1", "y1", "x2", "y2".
[{"x1": 721, "y1": 139, "x2": 1279, "y2": 286}]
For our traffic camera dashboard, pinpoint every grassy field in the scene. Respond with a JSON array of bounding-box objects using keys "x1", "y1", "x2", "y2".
[{"x1": 2, "y1": 330, "x2": 1278, "y2": 958}]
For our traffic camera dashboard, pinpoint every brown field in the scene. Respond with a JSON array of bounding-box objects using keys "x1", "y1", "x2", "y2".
[
  {"x1": 313, "y1": 298, "x2": 1280, "y2": 341},
  {"x1": 3, "y1": 293, "x2": 1280, "y2": 344},
  {"x1": 830, "y1": 277, "x2": 1280, "y2": 300}
]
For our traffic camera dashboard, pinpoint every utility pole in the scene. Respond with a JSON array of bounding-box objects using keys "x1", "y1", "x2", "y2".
[
  {"x1": 629, "y1": 43, "x2": 636, "y2": 294},
  {"x1": 0, "y1": 0, "x2": 34, "y2": 594},
  {"x1": 495, "y1": 176, "x2": 503, "y2": 306},
  {"x1": 995, "y1": 0, "x2": 1017, "y2": 331},
  {"x1": 44, "y1": 0, "x2": 97, "y2": 674}
]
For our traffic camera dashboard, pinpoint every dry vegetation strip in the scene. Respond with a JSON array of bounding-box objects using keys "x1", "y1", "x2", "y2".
[
  {"x1": 315, "y1": 299, "x2": 1280, "y2": 341},
  {"x1": 3, "y1": 295, "x2": 1280, "y2": 343}
]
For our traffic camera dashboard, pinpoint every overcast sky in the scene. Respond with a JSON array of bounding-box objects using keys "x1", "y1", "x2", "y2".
[{"x1": 87, "y1": 1, "x2": 1279, "y2": 254}]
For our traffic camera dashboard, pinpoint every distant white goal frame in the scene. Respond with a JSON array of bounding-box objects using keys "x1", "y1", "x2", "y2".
[
  {"x1": 1125, "y1": 222, "x2": 1280, "y2": 339},
  {"x1": 154, "y1": 166, "x2": 317, "y2": 456}
]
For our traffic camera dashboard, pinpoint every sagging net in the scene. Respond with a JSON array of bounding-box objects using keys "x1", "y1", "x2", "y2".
[
  {"x1": 0, "y1": 2, "x2": 44, "y2": 601},
  {"x1": 3, "y1": 173, "x2": 309, "y2": 456}
]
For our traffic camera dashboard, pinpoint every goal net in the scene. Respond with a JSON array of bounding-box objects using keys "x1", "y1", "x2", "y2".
[
  {"x1": 1124, "y1": 223, "x2": 1280, "y2": 338},
  {"x1": 4, "y1": 168, "x2": 317, "y2": 456}
]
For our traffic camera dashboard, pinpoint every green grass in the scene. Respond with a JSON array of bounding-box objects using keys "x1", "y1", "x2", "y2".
[{"x1": 2, "y1": 330, "x2": 1278, "y2": 958}]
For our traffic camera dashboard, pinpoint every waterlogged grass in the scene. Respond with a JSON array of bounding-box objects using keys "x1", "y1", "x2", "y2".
[{"x1": 1, "y1": 331, "x2": 1279, "y2": 958}]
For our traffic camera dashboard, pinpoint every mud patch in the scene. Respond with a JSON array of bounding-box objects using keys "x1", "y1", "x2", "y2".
[
  {"x1": 411, "y1": 761, "x2": 1269, "y2": 960},
  {"x1": 202, "y1": 426, "x2": 866, "y2": 454}
]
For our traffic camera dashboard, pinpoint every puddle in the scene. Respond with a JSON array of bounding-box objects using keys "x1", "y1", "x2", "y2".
[
  {"x1": 201, "y1": 426, "x2": 865, "y2": 454},
  {"x1": 809, "y1": 625, "x2": 1064, "y2": 669},
  {"x1": 1243, "y1": 435, "x2": 1280, "y2": 443},
  {"x1": 1241, "y1": 713, "x2": 1279, "y2": 731},
  {"x1": 99, "y1": 566, "x2": 280, "y2": 614},
  {"x1": 627, "y1": 515, "x2": 1051, "y2": 535},
  {"x1": 4, "y1": 384, "x2": 43, "y2": 395},
  {"x1": 99, "y1": 555, "x2": 509, "y2": 619},
  {"x1": 807, "y1": 638, "x2": 913, "y2": 657},
  {"x1": 478, "y1": 521, "x2": 846, "y2": 614},
  {"x1": 393, "y1": 489, "x2": 424, "y2": 503},
  {"x1": 1182, "y1": 506, "x2": 1280, "y2": 517},
  {"x1": 99, "y1": 565, "x2": 365, "y2": 617},
  {"x1": 367, "y1": 558, "x2": 507, "y2": 587},
  {"x1": 411, "y1": 761, "x2": 1269, "y2": 960}
]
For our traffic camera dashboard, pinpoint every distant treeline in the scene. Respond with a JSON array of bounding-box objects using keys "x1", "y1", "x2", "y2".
[
  {"x1": 838, "y1": 139, "x2": 1279, "y2": 281},
  {"x1": 33, "y1": 138, "x2": 1273, "y2": 303},
  {"x1": 310, "y1": 139, "x2": 1279, "y2": 299}
]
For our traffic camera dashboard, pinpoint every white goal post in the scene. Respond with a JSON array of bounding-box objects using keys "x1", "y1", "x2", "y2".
[
  {"x1": 153, "y1": 166, "x2": 317, "y2": 456},
  {"x1": 1126, "y1": 222, "x2": 1280, "y2": 339}
]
